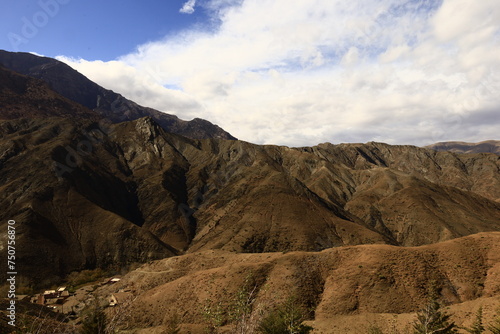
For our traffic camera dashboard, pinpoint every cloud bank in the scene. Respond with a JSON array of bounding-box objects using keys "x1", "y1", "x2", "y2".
[{"x1": 58, "y1": 0, "x2": 500, "y2": 147}]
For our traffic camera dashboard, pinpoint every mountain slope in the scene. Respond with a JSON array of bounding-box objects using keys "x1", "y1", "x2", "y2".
[
  {"x1": 96, "y1": 232, "x2": 500, "y2": 333},
  {"x1": 1, "y1": 59, "x2": 499, "y2": 284},
  {"x1": 0, "y1": 111, "x2": 499, "y2": 284},
  {"x1": 0, "y1": 117, "x2": 178, "y2": 284},
  {"x1": 0, "y1": 50, "x2": 236, "y2": 140},
  {"x1": 303, "y1": 142, "x2": 500, "y2": 203},
  {"x1": 0, "y1": 65, "x2": 99, "y2": 121}
]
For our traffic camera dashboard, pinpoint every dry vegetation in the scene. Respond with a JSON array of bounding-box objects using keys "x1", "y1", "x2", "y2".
[{"x1": 75, "y1": 232, "x2": 500, "y2": 333}]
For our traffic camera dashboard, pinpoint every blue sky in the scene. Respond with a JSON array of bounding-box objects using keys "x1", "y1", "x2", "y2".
[
  {"x1": 1, "y1": 0, "x2": 499, "y2": 147},
  {"x1": 1, "y1": 0, "x2": 209, "y2": 60}
]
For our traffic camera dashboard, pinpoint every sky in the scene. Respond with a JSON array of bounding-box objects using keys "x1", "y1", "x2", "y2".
[{"x1": 1, "y1": 0, "x2": 499, "y2": 147}]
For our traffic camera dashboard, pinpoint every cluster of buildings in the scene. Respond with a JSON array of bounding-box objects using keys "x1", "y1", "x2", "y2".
[
  {"x1": 19, "y1": 277, "x2": 129, "y2": 314},
  {"x1": 33, "y1": 287, "x2": 70, "y2": 306}
]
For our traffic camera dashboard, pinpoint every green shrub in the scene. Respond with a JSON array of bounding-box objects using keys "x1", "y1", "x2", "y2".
[
  {"x1": 257, "y1": 297, "x2": 313, "y2": 334},
  {"x1": 202, "y1": 299, "x2": 227, "y2": 333}
]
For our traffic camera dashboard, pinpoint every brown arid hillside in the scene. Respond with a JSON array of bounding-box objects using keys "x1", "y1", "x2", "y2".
[
  {"x1": 426, "y1": 140, "x2": 500, "y2": 155},
  {"x1": 0, "y1": 111, "x2": 499, "y2": 285},
  {"x1": 301, "y1": 142, "x2": 500, "y2": 203},
  {"x1": 95, "y1": 232, "x2": 500, "y2": 333}
]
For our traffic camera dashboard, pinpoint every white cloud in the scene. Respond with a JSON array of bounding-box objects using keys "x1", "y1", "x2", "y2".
[
  {"x1": 179, "y1": 0, "x2": 196, "y2": 14},
  {"x1": 58, "y1": 0, "x2": 500, "y2": 147},
  {"x1": 56, "y1": 56, "x2": 202, "y2": 118}
]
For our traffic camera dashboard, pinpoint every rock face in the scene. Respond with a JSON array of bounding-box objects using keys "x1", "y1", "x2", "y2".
[
  {"x1": 0, "y1": 50, "x2": 236, "y2": 140},
  {"x1": 426, "y1": 140, "x2": 500, "y2": 155}
]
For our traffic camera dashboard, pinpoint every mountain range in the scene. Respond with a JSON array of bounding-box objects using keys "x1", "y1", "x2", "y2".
[
  {"x1": 426, "y1": 140, "x2": 500, "y2": 155},
  {"x1": 0, "y1": 50, "x2": 499, "y2": 333}
]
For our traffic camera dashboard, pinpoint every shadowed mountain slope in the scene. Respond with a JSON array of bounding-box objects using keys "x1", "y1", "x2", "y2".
[
  {"x1": 0, "y1": 65, "x2": 99, "y2": 121},
  {"x1": 0, "y1": 50, "x2": 236, "y2": 140}
]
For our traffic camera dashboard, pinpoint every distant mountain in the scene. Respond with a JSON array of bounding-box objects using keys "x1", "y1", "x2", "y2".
[
  {"x1": 426, "y1": 140, "x2": 500, "y2": 155},
  {"x1": 0, "y1": 50, "x2": 236, "y2": 140}
]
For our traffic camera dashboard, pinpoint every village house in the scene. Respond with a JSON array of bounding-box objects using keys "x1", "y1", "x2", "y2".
[
  {"x1": 34, "y1": 287, "x2": 71, "y2": 307},
  {"x1": 105, "y1": 277, "x2": 121, "y2": 285}
]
